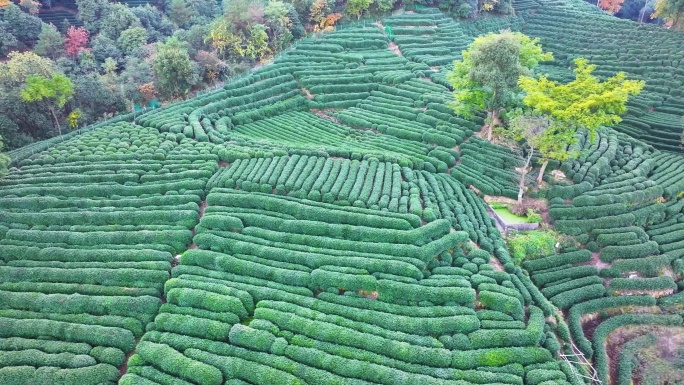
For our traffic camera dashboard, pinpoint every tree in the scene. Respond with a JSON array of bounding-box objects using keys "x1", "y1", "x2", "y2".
[
  {"x1": 20, "y1": 73, "x2": 75, "y2": 135},
  {"x1": 506, "y1": 114, "x2": 565, "y2": 203},
  {"x1": 599, "y1": 0, "x2": 625, "y2": 13},
  {"x1": 167, "y1": 0, "x2": 195, "y2": 28},
  {"x1": 347, "y1": 0, "x2": 373, "y2": 19},
  {"x1": 167, "y1": 0, "x2": 217, "y2": 29},
  {"x1": 0, "y1": 52, "x2": 57, "y2": 142},
  {"x1": 265, "y1": 1, "x2": 291, "y2": 31},
  {"x1": 0, "y1": 23, "x2": 20, "y2": 56},
  {"x1": 75, "y1": 0, "x2": 110, "y2": 33},
  {"x1": 119, "y1": 55, "x2": 155, "y2": 105},
  {"x1": 1, "y1": 4, "x2": 42, "y2": 47},
  {"x1": 265, "y1": 0, "x2": 292, "y2": 50},
  {"x1": 283, "y1": 3, "x2": 305, "y2": 39},
  {"x1": 34, "y1": 23, "x2": 64, "y2": 59},
  {"x1": 653, "y1": 0, "x2": 684, "y2": 29},
  {"x1": 223, "y1": 0, "x2": 264, "y2": 31},
  {"x1": 447, "y1": 31, "x2": 552, "y2": 141},
  {"x1": 65, "y1": 26, "x2": 89, "y2": 58},
  {"x1": 246, "y1": 24, "x2": 271, "y2": 59},
  {"x1": 91, "y1": 34, "x2": 122, "y2": 63},
  {"x1": 102, "y1": 57, "x2": 118, "y2": 74},
  {"x1": 132, "y1": 4, "x2": 175, "y2": 42},
  {"x1": 0, "y1": 134, "x2": 10, "y2": 179},
  {"x1": 67, "y1": 108, "x2": 82, "y2": 130},
  {"x1": 71, "y1": 73, "x2": 125, "y2": 122},
  {"x1": 117, "y1": 26, "x2": 148, "y2": 54},
  {"x1": 0, "y1": 51, "x2": 55, "y2": 87},
  {"x1": 152, "y1": 38, "x2": 198, "y2": 98},
  {"x1": 518, "y1": 58, "x2": 644, "y2": 183},
  {"x1": 99, "y1": 3, "x2": 140, "y2": 40},
  {"x1": 175, "y1": 24, "x2": 212, "y2": 53},
  {"x1": 376, "y1": 0, "x2": 398, "y2": 11},
  {"x1": 206, "y1": 18, "x2": 235, "y2": 58},
  {"x1": 195, "y1": 50, "x2": 226, "y2": 83},
  {"x1": 310, "y1": 0, "x2": 331, "y2": 28},
  {"x1": 19, "y1": 0, "x2": 41, "y2": 14}
]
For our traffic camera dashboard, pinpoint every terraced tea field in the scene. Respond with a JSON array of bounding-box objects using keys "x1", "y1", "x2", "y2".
[{"x1": 1, "y1": 1, "x2": 683, "y2": 384}]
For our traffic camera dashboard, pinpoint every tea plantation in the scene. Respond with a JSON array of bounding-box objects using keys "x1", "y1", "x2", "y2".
[{"x1": 1, "y1": 0, "x2": 683, "y2": 384}]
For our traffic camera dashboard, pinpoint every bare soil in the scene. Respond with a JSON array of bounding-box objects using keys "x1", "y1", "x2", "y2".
[
  {"x1": 302, "y1": 87, "x2": 314, "y2": 100},
  {"x1": 388, "y1": 41, "x2": 403, "y2": 56},
  {"x1": 489, "y1": 257, "x2": 505, "y2": 271},
  {"x1": 310, "y1": 109, "x2": 340, "y2": 123},
  {"x1": 606, "y1": 326, "x2": 684, "y2": 384},
  {"x1": 590, "y1": 251, "x2": 612, "y2": 271}
]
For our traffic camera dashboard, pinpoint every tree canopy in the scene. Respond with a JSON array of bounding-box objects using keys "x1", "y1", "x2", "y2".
[
  {"x1": 519, "y1": 58, "x2": 644, "y2": 137},
  {"x1": 152, "y1": 38, "x2": 198, "y2": 98},
  {"x1": 20, "y1": 73, "x2": 75, "y2": 135},
  {"x1": 518, "y1": 58, "x2": 644, "y2": 182},
  {"x1": 447, "y1": 30, "x2": 552, "y2": 140}
]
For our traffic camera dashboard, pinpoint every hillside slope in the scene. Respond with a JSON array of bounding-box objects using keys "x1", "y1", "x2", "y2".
[{"x1": 0, "y1": 2, "x2": 683, "y2": 385}]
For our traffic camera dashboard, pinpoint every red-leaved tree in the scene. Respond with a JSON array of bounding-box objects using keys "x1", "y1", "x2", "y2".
[
  {"x1": 599, "y1": 0, "x2": 625, "y2": 14},
  {"x1": 65, "y1": 26, "x2": 89, "y2": 58}
]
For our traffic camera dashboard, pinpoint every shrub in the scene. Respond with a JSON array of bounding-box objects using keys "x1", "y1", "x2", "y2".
[{"x1": 507, "y1": 230, "x2": 557, "y2": 265}]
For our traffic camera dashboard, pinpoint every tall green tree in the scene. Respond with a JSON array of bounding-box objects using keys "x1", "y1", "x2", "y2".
[
  {"x1": 118, "y1": 26, "x2": 149, "y2": 54},
  {"x1": 99, "y1": 3, "x2": 140, "y2": 41},
  {"x1": 132, "y1": 4, "x2": 175, "y2": 42},
  {"x1": 265, "y1": 0, "x2": 292, "y2": 51},
  {"x1": 20, "y1": 73, "x2": 74, "y2": 135},
  {"x1": 75, "y1": 0, "x2": 110, "y2": 33},
  {"x1": 1, "y1": 4, "x2": 42, "y2": 48},
  {"x1": 0, "y1": 52, "x2": 57, "y2": 143},
  {"x1": 34, "y1": 23, "x2": 64, "y2": 60},
  {"x1": 447, "y1": 31, "x2": 552, "y2": 141},
  {"x1": 0, "y1": 22, "x2": 19, "y2": 56},
  {"x1": 518, "y1": 58, "x2": 644, "y2": 182},
  {"x1": 347, "y1": 0, "x2": 373, "y2": 19},
  {"x1": 152, "y1": 38, "x2": 198, "y2": 98}
]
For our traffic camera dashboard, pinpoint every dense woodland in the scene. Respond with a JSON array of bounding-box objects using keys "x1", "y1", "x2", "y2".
[
  {"x1": 2, "y1": 0, "x2": 678, "y2": 153},
  {"x1": 0, "y1": 0, "x2": 520, "y2": 152}
]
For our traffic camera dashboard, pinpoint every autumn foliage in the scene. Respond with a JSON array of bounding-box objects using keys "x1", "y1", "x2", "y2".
[
  {"x1": 65, "y1": 26, "x2": 89, "y2": 58},
  {"x1": 313, "y1": 13, "x2": 342, "y2": 32},
  {"x1": 599, "y1": 0, "x2": 624, "y2": 14},
  {"x1": 138, "y1": 82, "x2": 156, "y2": 101}
]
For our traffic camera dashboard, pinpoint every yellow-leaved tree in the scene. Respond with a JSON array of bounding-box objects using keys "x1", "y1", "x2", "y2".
[{"x1": 518, "y1": 58, "x2": 644, "y2": 183}]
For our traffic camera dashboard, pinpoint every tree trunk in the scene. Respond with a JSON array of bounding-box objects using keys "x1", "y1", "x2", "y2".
[
  {"x1": 518, "y1": 145, "x2": 534, "y2": 205},
  {"x1": 49, "y1": 107, "x2": 61, "y2": 136},
  {"x1": 487, "y1": 109, "x2": 500, "y2": 141},
  {"x1": 537, "y1": 159, "x2": 549, "y2": 185}
]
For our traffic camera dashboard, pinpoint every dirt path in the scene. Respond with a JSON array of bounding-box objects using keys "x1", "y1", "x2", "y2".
[
  {"x1": 590, "y1": 251, "x2": 612, "y2": 271},
  {"x1": 388, "y1": 41, "x2": 403, "y2": 56},
  {"x1": 302, "y1": 87, "x2": 314, "y2": 100},
  {"x1": 376, "y1": 21, "x2": 404, "y2": 57},
  {"x1": 310, "y1": 109, "x2": 341, "y2": 124}
]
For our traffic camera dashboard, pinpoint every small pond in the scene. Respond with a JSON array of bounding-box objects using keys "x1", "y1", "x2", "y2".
[
  {"x1": 492, "y1": 207, "x2": 529, "y2": 225},
  {"x1": 488, "y1": 205, "x2": 540, "y2": 231}
]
